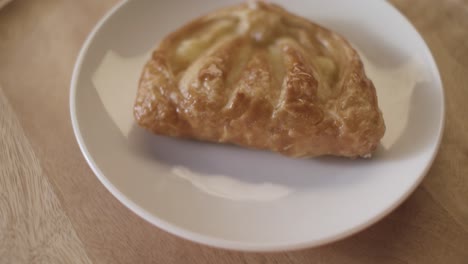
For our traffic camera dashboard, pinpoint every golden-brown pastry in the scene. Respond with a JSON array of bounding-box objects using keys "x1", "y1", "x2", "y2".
[{"x1": 134, "y1": 1, "x2": 385, "y2": 158}]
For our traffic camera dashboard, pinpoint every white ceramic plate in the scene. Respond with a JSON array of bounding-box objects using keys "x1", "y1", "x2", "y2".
[{"x1": 70, "y1": 0, "x2": 444, "y2": 251}]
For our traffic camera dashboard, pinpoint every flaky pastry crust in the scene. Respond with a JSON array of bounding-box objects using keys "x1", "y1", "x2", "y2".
[{"x1": 134, "y1": 1, "x2": 385, "y2": 158}]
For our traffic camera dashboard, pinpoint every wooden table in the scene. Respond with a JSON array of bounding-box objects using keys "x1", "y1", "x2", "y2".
[{"x1": 1, "y1": 0, "x2": 467, "y2": 263}]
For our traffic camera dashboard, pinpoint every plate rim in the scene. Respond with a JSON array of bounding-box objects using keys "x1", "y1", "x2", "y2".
[{"x1": 69, "y1": 0, "x2": 445, "y2": 252}]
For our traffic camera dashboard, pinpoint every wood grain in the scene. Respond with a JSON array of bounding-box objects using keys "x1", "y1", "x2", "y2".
[
  {"x1": 0, "y1": 87, "x2": 92, "y2": 263},
  {"x1": 0, "y1": 0, "x2": 467, "y2": 263}
]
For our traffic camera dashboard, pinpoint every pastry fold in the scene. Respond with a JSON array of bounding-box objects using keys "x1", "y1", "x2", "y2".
[{"x1": 134, "y1": 1, "x2": 385, "y2": 158}]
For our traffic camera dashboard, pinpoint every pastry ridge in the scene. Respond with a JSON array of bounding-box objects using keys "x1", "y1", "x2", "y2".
[{"x1": 134, "y1": 1, "x2": 386, "y2": 158}]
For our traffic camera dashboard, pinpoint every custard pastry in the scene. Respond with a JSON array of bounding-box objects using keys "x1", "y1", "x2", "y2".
[{"x1": 134, "y1": 1, "x2": 385, "y2": 158}]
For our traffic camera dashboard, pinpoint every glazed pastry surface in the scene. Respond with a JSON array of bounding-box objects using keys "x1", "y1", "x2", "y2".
[{"x1": 134, "y1": 1, "x2": 386, "y2": 158}]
